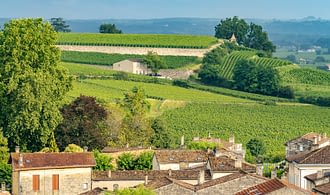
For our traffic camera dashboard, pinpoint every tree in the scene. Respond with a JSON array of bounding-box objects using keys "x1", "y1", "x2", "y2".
[
  {"x1": 134, "y1": 151, "x2": 153, "y2": 170},
  {"x1": 0, "y1": 18, "x2": 72, "y2": 151},
  {"x1": 118, "y1": 87, "x2": 154, "y2": 147},
  {"x1": 0, "y1": 129, "x2": 9, "y2": 163},
  {"x1": 150, "y1": 118, "x2": 174, "y2": 148},
  {"x1": 285, "y1": 55, "x2": 297, "y2": 63},
  {"x1": 117, "y1": 152, "x2": 135, "y2": 170},
  {"x1": 198, "y1": 64, "x2": 224, "y2": 86},
  {"x1": 64, "y1": 144, "x2": 83, "y2": 152},
  {"x1": 99, "y1": 23, "x2": 122, "y2": 34},
  {"x1": 50, "y1": 17, "x2": 71, "y2": 32},
  {"x1": 215, "y1": 16, "x2": 249, "y2": 45},
  {"x1": 55, "y1": 95, "x2": 110, "y2": 150},
  {"x1": 246, "y1": 138, "x2": 266, "y2": 157},
  {"x1": 0, "y1": 129, "x2": 11, "y2": 190},
  {"x1": 143, "y1": 51, "x2": 166, "y2": 75},
  {"x1": 93, "y1": 150, "x2": 114, "y2": 171},
  {"x1": 202, "y1": 47, "x2": 228, "y2": 65},
  {"x1": 244, "y1": 23, "x2": 276, "y2": 55}
]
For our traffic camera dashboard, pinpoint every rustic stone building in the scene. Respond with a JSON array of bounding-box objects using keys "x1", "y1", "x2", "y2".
[
  {"x1": 11, "y1": 151, "x2": 96, "y2": 195},
  {"x1": 112, "y1": 59, "x2": 151, "y2": 75}
]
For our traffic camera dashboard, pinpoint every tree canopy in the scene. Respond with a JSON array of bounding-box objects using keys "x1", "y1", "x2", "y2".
[
  {"x1": 55, "y1": 95, "x2": 110, "y2": 150},
  {"x1": 215, "y1": 16, "x2": 275, "y2": 54},
  {"x1": 50, "y1": 17, "x2": 71, "y2": 32},
  {"x1": 0, "y1": 18, "x2": 72, "y2": 151},
  {"x1": 143, "y1": 51, "x2": 166, "y2": 75},
  {"x1": 99, "y1": 23, "x2": 122, "y2": 34}
]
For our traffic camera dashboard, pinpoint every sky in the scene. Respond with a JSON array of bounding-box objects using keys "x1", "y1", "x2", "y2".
[{"x1": 0, "y1": 0, "x2": 330, "y2": 20}]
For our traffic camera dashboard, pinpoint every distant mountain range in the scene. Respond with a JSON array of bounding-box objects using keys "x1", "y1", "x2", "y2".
[{"x1": 1, "y1": 17, "x2": 330, "y2": 46}]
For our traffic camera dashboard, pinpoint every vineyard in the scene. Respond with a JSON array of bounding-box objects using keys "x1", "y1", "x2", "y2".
[
  {"x1": 160, "y1": 102, "x2": 330, "y2": 157},
  {"x1": 279, "y1": 67, "x2": 330, "y2": 85},
  {"x1": 61, "y1": 51, "x2": 200, "y2": 69},
  {"x1": 58, "y1": 33, "x2": 218, "y2": 49},
  {"x1": 220, "y1": 51, "x2": 291, "y2": 79}
]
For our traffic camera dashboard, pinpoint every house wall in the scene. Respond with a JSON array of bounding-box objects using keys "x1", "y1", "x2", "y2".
[
  {"x1": 196, "y1": 175, "x2": 266, "y2": 195},
  {"x1": 13, "y1": 167, "x2": 92, "y2": 195},
  {"x1": 152, "y1": 156, "x2": 160, "y2": 170},
  {"x1": 113, "y1": 60, "x2": 134, "y2": 73},
  {"x1": 155, "y1": 183, "x2": 194, "y2": 195},
  {"x1": 159, "y1": 163, "x2": 180, "y2": 170},
  {"x1": 92, "y1": 180, "x2": 145, "y2": 191},
  {"x1": 211, "y1": 172, "x2": 232, "y2": 179}
]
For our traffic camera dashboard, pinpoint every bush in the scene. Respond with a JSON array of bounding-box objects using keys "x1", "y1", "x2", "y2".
[
  {"x1": 173, "y1": 80, "x2": 189, "y2": 88},
  {"x1": 278, "y1": 86, "x2": 295, "y2": 99},
  {"x1": 93, "y1": 150, "x2": 114, "y2": 171}
]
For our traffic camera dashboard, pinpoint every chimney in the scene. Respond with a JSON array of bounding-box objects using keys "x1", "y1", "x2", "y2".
[
  {"x1": 256, "y1": 164, "x2": 263, "y2": 176},
  {"x1": 234, "y1": 158, "x2": 242, "y2": 169},
  {"x1": 15, "y1": 146, "x2": 20, "y2": 153},
  {"x1": 229, "y1": 135, "x2": 235, "y2": 144},
  {"x1": 271, "y1": 170, "x2": 277, "y2": 179},
  {"x1": 180, "y1": 135, "x2": 185, "y2": 147},
  {"x1": 198, "y1": 169, "x2": 205, "y2": 184},
  {"x1": 83, "y1": 146, "x2": 88, "y2": 152},
  {"x1": 107, "y1": 170, "x2": 111, "y2": 178},
  {"x1": 299, "y1": 144, "x2": 303, "y2": 152},
  {"x1": 126, "y1": 143, "x2": 129, "y2": 148},
  {"x1": 168, "y1": 169, "x2": 172, "y2": 177},
  {"x1": 1, "y1": 182, "x2": 5, "y2": 192},
  {"x1": 313, "y1": 136, "x2": 318, "y2": 145},
  {"x1": 144, "y1": 175, "x2": 148, "y2": 185},
  {"x1": 317, "y1": 170, "x2": 323, "y2": 179},
  {"x1": 19, "y1": 153, "x2": 23, "y2": 167},
  {"x1": 323, "y1": 132, "x2": 327, "y2": 138},
  {"x1": 318, "y1": 134, "x2": 322, "y2": 142}
]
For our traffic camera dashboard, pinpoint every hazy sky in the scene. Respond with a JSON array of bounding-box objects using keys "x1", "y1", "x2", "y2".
[{"x1": 0, "y1": 0, "x2": 329, "y2": 20}]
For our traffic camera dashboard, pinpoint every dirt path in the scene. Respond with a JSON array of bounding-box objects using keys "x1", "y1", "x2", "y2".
[{"x1": 58, "y1": 41, "x2": 222, "y2": 57}]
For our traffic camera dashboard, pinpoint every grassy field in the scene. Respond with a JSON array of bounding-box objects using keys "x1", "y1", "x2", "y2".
[
  {"x1": 58, "y1": 33, "x2": 218, "y2": 49},
  {"x1": 160, "y1": 102, "x2": 330, "y2": 157},
  {"x1": 61, "y1": 51, "x2": 201, "y2": 69}
]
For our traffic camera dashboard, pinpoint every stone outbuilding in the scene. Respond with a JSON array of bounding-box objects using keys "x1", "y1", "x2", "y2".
[
  {"x1": 10, "y1": 150, "x2": 96, "y2": 195},
  {"x1": 112, "y1": 59, "x2": 151, "y2": 75}
]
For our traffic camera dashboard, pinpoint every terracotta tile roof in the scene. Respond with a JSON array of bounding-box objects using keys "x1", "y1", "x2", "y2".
[
  {"x1": 93, "y1": 169, "x2": 212, "y2": 181},
  {"x1": 208, "y1": 156, "x2": 255, "y2": 172},
  {"x1": 314, "y1": 182, "x2": 330, "y2": 194},
  {"x1": 11, "y1": 152, "x2": 96, "y2": 171},
  {"x1": 286, "y1": 145, "x2": 330, "y2": 164},
  {"x1": 101, "y1": 147, "x2": 150, "y2": 153},
  {"x1": 305, "y1": 171, "x2": 330, "y2": 182},
  {"x1": 154, "y1": 150, "x2": 208, "y2": 163},
  {"x1": 285, "y1": 132, "x2": 329, "y2": 146},
  {"x1": 235, "y1": 179, "x2": 285, "y2": 195}
]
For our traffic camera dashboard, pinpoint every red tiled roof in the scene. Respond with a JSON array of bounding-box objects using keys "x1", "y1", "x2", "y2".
[
  {"x1": 286, "y1": 145, "x2": 330, "y2": 164},
  {"x1": 101, "y1": 147, "x2": 150, "y2": 153},
  {"x1": 208, "y1": 156, "x2": 255, "y2": 172},
  {"x1": 196, "y1": 171, "x2": 248, "y2": 190},
  {"x1": 314, "y1": 182, "x2": 330, "y2": 194},
  {"x1": 11, "y1": 152, "x2": 96, "y2": 171},
  {"x1": 154, "y1": 150, "x2": 208, "y2": 163},
  {"x1": 235, "y1": 179, "x2": 285, "y2": 195},
  {"x1": 285, "y1": 132, "x2": 329, "y2": 146}
]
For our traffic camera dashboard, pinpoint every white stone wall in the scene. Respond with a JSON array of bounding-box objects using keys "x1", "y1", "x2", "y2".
[{"x1": 15, "y1": 167, "x2": 92, "y2": 195}]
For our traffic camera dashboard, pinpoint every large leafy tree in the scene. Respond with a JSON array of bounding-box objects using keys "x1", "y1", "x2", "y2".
[
  {"x1": 246, "y1": 138, "x2": 266, "y2": 158},
  {"x1": 215, "y1": 16, "x2": 249, "y2": 45},
  {"x1": 55, "y1": 95, "x2": 110, "y2": 150},
  {"x1": 245, "y1": 23, "x2": 276, "y2": 54},
  {"x1": 50, "y1": 17, "x2": 71, "y2": 32},
  {"x1": 143, "y1": 51, "x2": 166, "y2": 75},
  {"x1": 99, "y1": 23, "x2": 122, "y2": 34},
  {"x1": 0, "y1": 18, "x2": 72, "y2": 151}
]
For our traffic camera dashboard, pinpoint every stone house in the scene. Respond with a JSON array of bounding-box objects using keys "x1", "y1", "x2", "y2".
[
  {"x1": 11, "y1": 150, "x2": 96, "y2": 195},
  {"x1": 206, "y1": 156, "x2": 255, "y2": 179},
  {"x1": 92, "y1": 168, "x2": 212, "y2": 191},
  {"x1": 305, "y1": 170, "x2": 330, "y2": 194},
  {"x1": 286, "y1": 145, "x2": 330, "y2": 189},
  {"x1": 235, "y1": 178, "x2": 313, "y2": 195},
  {"x1": 152, "y1": 150, "x2": 209, "y2": 170},
  {"x1": 112, "y1": 59, "x2": 150, "y2": 75},
  {"x1": 285, "y1": 132, "x2": 329, "y2": 158},
  {"x1": 146, "y1": 171, "x2": 268, "y2": 195}
]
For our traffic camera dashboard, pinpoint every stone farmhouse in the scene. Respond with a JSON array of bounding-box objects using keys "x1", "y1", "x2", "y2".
[
  {"x1": 286, "y1": 145, "x2": 330, "y2": 190},
  {"x1": 10, "y1": 148, "x2": 96, "y2": 195},
  {"x1": 112, "y1": 59, "x2": 151, "y2": 75},
  {"x1": 285, "y1": 132, "x2": 329, "y2": 158},
  {"x1": 305, "y1": 169, "x2": 330, "y2": 194}
]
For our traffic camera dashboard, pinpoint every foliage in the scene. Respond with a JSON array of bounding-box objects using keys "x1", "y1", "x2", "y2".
[
  {"x1": 93, "y1": 150, "x2": 114, "y2": 171},
  {"x1": 0, "y1": 129, "x2": 9, "y2": 163},
  {"x1": 64, "y1": 144, "x2": 83, "y2": 152},
  {"x1": 109, "y1": 185, "x2": 155, "y2": 195},
  {"x1": 0, "y1": 163, "x2": 11, "y2": 191},
  {"x1": 134, "y1": 151, "x2": 153, "y2": 170},
  {"x1": 117, "y1": 152, "x2": 135, "y2": 170},
  {"x1": 202, "y1": 46, "x2": 228, "y2": 65},
  {"x1": 58, "y1": 33, "x2": 218, "y2": 49},
  {"x1": 122, "y1": 87, "x2": 150, "y2": 116},
  {"x1": 198, "y1": 64, "x2": 224, "y2": 86},
  {"x1": 279, "y1": 68, "x2": 330, "y2": 85},
  {"x1": 50, "y1": 17, "x2": 71, "y2": 32},
  {"x1": 150, "y1": 118, "x2": 174, "y2": 148},
  {"x1": 99, "y1": 23, "x2": 122, "y2": 34},
  {"x1": 244, "y1": 23, "x2": 276, "y2": 54},
  {"x1": 246, "y1": 139, "x2": 266, "y2": 158},
  {"x1": 278, "y1": 86, "x2": 295, "y2": 99},
  {"x1": 61, "y1": 51, "x2": 200, "y2": 69},
  {"x1": 215, "y1": 16, "x2": 249, "y2": 45},
  {"x1": 55, "y1": 95, "x2": 110, "y2": 150},
  {"x1": 160, "y1": 102, "x2": 330, "y2": 156},
  {"x1": 0, "y1": 18, "x2": 72, "y2": 151},
  {"x1": 188, "y1": 141, "x2": 217, "y2": 150},
  {"x1": 233, "y1": 59, "x2": 280, "y2": 96},
  {"x1": 143, "y1": 51, "x2": 166, "y2": 74},
  {"x1": 172, "y1": 80, "x2": 189, "y2": 88}
]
